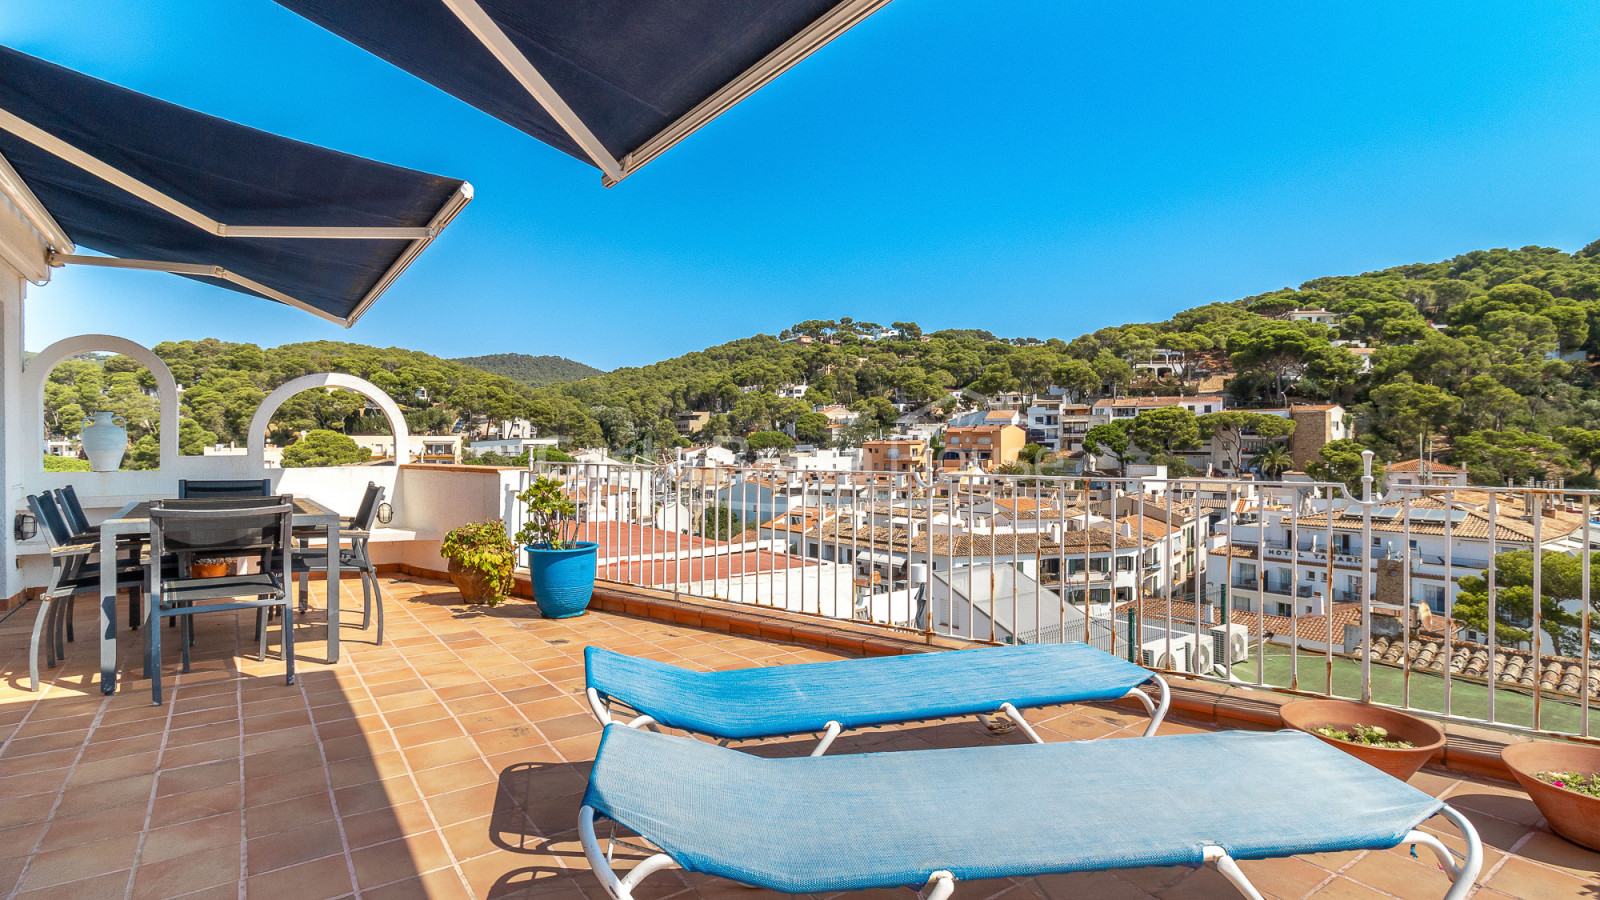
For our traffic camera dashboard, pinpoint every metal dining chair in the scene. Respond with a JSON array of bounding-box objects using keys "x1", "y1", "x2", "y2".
[
  {"x1": 22, "y1": 493, "x2": 152, "y2": 691},
  {"x1": 146, "y1": 496, "x2": 296, "y2": 705},
  {"x1": 289, "y1": 482, "x2": 387, "y2": 645},
  {"x1": 177, "y1": 479, "x2": 272, "y2": 500}
]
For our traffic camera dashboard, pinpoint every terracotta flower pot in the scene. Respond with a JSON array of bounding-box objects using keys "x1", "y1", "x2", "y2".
[
  {"x1": 446, "y1": 558, "x2": 500, "y2": 605},
  {"x1": 1280, "y1": 699, "x2": 1445, "y2": 781},
  {"x1": 1502, "y1": 741, "x2": 1600, "y2": 851},
  {"x1": 190, "y1": 562, "x2": 229, "y2": 579}
]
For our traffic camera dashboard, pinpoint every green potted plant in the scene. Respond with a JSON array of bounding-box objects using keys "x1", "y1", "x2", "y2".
[
  {"x1": 439, "y1": 520, "x2": 516, "y2": 605},
  {"x1": 515, "y1": 475, "x2": 597, "y2": 618}
]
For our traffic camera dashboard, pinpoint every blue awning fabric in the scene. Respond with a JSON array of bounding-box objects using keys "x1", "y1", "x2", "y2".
[
  {"x1": 0, "y1": 45, "x2": 471, "y2": 326},
  {"x1": 275, "y1": 0, "x2": 891, "y2": 185}
]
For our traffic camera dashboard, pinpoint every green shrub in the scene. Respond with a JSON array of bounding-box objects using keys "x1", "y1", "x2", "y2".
[{"x1": 43, "y1": 456, "x2": 91, "y2": 472}]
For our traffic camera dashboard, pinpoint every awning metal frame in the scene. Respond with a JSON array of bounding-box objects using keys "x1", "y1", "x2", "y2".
[
  {"x1": 0, "y1": 106, "x2": 472, "y2": 327},
  {"x1": 439, "y1": 0, "x2": 893, "y2": 187}
]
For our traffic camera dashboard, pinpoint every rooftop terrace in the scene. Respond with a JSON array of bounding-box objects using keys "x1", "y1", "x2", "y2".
[{"x1": 0, "y1": 578, "x2": 1594, "y2": 900}]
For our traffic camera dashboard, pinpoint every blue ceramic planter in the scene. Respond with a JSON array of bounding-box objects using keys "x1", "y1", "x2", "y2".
[{"x1": 526, "y1": 541, "x2": 598, "y2": 618}]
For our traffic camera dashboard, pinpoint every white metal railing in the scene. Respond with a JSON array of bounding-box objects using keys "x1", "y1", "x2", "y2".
[{"x1": 509, "y1": 454, "x2": 1596, "y2": 741}]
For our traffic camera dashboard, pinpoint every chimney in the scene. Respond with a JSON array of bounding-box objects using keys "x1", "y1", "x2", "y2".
[
  {"x1": 1201, "y1": 601, "x2": 1216, "y2": 625},
  {"x1": 1119, "y1": 522, "x2": 1132, "y2": 537},
  {"x1": 908, "y1": 521, "x2": 921, "y2": 540},
  {"x1": 1048, "y1": 523, "x2": 1063, "y2": 543}
]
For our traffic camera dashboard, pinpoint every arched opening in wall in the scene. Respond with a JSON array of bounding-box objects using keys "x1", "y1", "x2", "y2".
[
  {"x1": 269, "y1": 387, "x2": 398, "y2": 468},
  {"x1": 41, "y1": 352, "x2": 172, "y2": 471}
]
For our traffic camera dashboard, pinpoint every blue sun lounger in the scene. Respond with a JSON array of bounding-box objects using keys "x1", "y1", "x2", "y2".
[
  {"x1": 579, "y1": 726, "x2": 1482, "y2": 900},
  {"x1": 584, "y1": 643, "x2": 1169, "y2": 754}
]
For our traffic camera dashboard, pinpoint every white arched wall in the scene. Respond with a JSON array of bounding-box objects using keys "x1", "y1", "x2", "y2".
[
  {"x1": 248, "y1": 373, "x2": 409, "y2": 469},
  {"x1": 23, "y1": 333, "x2": 179, "y2": 476}
]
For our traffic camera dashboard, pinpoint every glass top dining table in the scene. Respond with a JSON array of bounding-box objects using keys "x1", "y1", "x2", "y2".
[{"x1": 95, "y1": 495, "x2": 345, "y2": 694}]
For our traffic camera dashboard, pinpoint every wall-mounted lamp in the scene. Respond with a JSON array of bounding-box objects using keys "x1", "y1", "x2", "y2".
[
  {"x1": 376, "y1": 502, "x2": 393, "y2": 526},
  {"x1": 13, "y1": 512, "x2": 37, "y2": 542}
]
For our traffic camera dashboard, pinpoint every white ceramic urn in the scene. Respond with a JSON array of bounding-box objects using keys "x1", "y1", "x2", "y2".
[{"x1": 80, "y1": 411, "x2": 128, "y2": 472}]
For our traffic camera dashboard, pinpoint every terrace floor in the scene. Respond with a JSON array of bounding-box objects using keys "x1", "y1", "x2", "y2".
[{"x1": 0, "y1": 577, "x2": 1594, "y2": 900}]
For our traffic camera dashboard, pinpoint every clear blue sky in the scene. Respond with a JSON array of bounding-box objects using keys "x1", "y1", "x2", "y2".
[{"x1": 8, "y1": 2, "x2": 1600, "y2": 369}]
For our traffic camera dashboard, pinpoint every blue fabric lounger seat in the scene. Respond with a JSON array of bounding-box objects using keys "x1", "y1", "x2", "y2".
[
  {"x1": 579, "y1": 726, "x2": 1483, "y2": 900},
  {"x1": 584, "y1": 643, "x2": 1169, "y2": 753}
]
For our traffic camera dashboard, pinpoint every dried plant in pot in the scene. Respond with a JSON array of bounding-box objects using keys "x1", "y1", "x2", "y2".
[
  {"x1": 439, "y1": 520, "x2": 515, "y2": 606},
  {"x1": 515, "y1": 475, "x2": 597, "y2": 619},
  {"x1": 1501, "y1": 741, "x2": 1600, "y2": 851},
  {"x1": 1280, "y1": 699, "x2": 1445, "y2": 781}
]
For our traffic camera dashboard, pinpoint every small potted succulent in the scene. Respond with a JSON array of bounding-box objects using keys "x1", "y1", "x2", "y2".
[
  {"x1": 1502, "y1": 741, "x2": 1600, "y2": 851},
  {"x1": 440, "y1": 520, "x2": 516, "y2": 606},
  {"x1": 1280, "y1": 699, "x2": 1445, "y2": 780},
  {"x1": 515, "y1": 475, "x2": 597, "y2": 618},
  {"x1": 190, "y1": 557, "x2": 232, "y2": 579}
]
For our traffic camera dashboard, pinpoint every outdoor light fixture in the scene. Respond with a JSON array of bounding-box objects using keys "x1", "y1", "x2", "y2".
[
  {"x1": 13, "y1": 511, "x2": 37, "y2": 541},
  {"x1": 376, "y1": 502, "x2": 394, "y2": 526}
]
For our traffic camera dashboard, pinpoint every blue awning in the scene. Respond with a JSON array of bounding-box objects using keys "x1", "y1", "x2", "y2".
[
  {"x1": 0, "y1": 45, "x2": 471, "y2": 326},
  {"x1": 275, "y1": 0, "x2": 892, "y2": 185}
]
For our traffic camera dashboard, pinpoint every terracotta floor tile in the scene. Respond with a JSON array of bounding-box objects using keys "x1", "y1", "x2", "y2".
[
  {"x1": 457, "y1": 849, "x2": 571, "y2": 899},
  {"x1": 1307, "y1": 878, "x2": 1395, "y2": 899},
  {"x1": 0, "y1": 747, "x2": 80, "y2": 777},
  {"x1": 1486, "y1": 856, "x2": 1599, "y2": 900},
  {"x1": 361, "y1": 866, "x2": 476, "y2": 900},
  {"x1": 342, "y1": 800, "x2": 437, "y2": 849},
  {"x1": 243, "y1": 723, "x2": 318, "y2": 755},
  {"x1": 67, "y1": 750, "x2": 162, "y2": 788},
  {"x1": 1441, "y1": 784, "x2": 1547, "y2": 828},
  {"x1": 130, "y1": 844, "x2": 241, "y2": 900},
  {"x1": 244, "y1": 851, "x2": 353, "y2": 900},
  {"x1": 1342, "y1": 848, "x2": 1457, "y2": 898},
  {"x1": 156, "y1": 758, "x2": 238, "y2": 798},
  {"x1": 18, "y1": 833, "x2": 140, "y2": 891},
  {"x1": 384, "y1": 702, "x2": 454, "y2": 730},
  {"x1": 245, "y1": 791, "x2": 337, "y2": 839},
  {"x1": 336, "y1": 774, "x2": 420, "y2": 817},
  {"x1": 34, "y1": 801, "x2": 147, "y2": 856},
  {"x1": 392, "y1": 718, "x2": 466, "y2": 749},
  {"x1": 403, "y1": 736, "x2": 483, "y2": 771},
  {"x1": 14, "y1": 868, "x2": 130, "y2": 900},
  {"x1": 145, "y1": 780, "x2": 241, "y2": 829},
  {"x1": 243, "y1": 765, "x2": 328, "y2": 808},
  {"x1": 412, "y1": 758, "x2": 496, "y2": 796},
  {"x1": 160, "y1": 737, "x2": 240, "y2": 770},
  {"x1": 536, "y1": 714, "x2": 599, "y2": 744},
  {"x1": 56, "y1": 771, "x2": 155, "y2": 817},
  {"x1": 139, "y1": 811, "x2": 243, "y2": 865},
  {"x1": 425, "y1": 782, "x2": 506, "y2": 828},
  {"x1": 244, "y1": 817, "x2": 344, "y2": 876},
  {"x1": 74, "y1": 731, "x2": 163, "y2": 763},
  {"x1": 551, "y1": 732, "x2": 602, "y2": 763},
  {"x1": 0, "y1": 766, "x2": 71, "y2": 800},
  {"x1": 243, "y1": 743, "x2": 326, "y2": 780},
  {"x1": 350, "y1": 830, "x2": 454, "y2": 889}
]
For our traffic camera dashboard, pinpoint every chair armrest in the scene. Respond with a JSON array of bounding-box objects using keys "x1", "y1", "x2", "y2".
[{"x1": 51, "y1": 542, "x2": 97, "y2": 558}]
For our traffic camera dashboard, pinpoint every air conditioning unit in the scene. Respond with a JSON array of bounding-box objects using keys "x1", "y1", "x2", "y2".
[
  {"x1": 1208, "y1": 623, "x2": 1251, "y2": 665},
  {"x1": 1139, "y1": 632, "x2": 1196, "y2": 673},
  {"x1": 1191, "y1": 637, "x2": 1213, "y2": 676}
]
